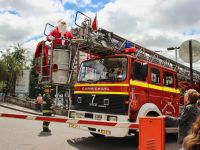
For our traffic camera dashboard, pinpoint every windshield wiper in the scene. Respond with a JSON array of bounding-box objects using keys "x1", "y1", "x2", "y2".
[
  {"x1": 96, "y1": 78, "x2": 115, "y2": 82},
  {"x1": 79, "y1": 78, "x2": 115, "y2": 83},
  {"x1": 86, "y1": 79, "x2": 98, "y2": 83},
  {"x1": 78, "y1": 80, "x2": 97, "y2": 83}
]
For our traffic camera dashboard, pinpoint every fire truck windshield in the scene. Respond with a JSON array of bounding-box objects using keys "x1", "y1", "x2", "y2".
[{"x1": 78, "y1": 57, "x2": 127, "y2": 82}]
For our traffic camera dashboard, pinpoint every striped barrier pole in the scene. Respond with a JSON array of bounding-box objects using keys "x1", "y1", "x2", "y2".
[{"x1": 0, "y1": 113, "x2": 139, "y2": 129}]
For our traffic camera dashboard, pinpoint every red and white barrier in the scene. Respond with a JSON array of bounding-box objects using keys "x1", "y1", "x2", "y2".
[
  {"x1": 1, "y1": 113, "x2": 168, "y2": 142},
  {"x1": 0, "y1": 113, "x2": 139, "y2": 129},
  {"x1": 0, "y1": 113, "x2": 68, "y2": 123}
]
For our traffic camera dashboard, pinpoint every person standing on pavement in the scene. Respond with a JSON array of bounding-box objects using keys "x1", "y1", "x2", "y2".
[
  {"x1": 2, "y1": 87, "x2": 7, "y2": 102},
  {"x1": 165, "y1": 89, "x2": 200, "y2": 145},
  {"x1": 42, "y1": 85, "x2": 54, "y2": 132},
  {"x1": 36, "y1": 93, "x2": 43, "y2": 112}
]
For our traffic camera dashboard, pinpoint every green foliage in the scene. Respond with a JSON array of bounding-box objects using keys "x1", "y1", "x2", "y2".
[
  {"x1": 0, "y1": 43, "x2": 26, "y2": 94},
  {"x1": 0, "y1": 59, "x2": 7, "y2": 82},
  {"x1": 29, "y1": 58, "x2": 39, "y2": 99},
  {"x1": 0, "y1": 81, "x2": 6, "y2": 91}
]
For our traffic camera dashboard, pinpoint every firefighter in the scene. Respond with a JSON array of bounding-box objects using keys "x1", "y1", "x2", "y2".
[
  {"x1": 42, "y1": 85, "x2": 54, "y2": 132},
  {"x1": 107, "y1": 68, "x2": 115, "y2": 79}
]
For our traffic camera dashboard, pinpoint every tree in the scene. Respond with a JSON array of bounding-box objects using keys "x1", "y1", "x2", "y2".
[
  {"x1": 0, "y1": 59, "x2": 7, "y2": 81},
  {"x1": 29, "y1": 58, "x2": 39, "y2": 99},
  {"x1": 0, "y1": 59, "x2": 7, "y2": 90},
  {"x1": 0, "y1": 44, "x2": 26, "y2": 94}
]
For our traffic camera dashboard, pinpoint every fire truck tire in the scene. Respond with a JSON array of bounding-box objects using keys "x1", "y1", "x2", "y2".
[
  {"x1": 146, "y1": 111, "x2": 160, "y2": 117},
  {"x1": 167, "y1": 132, "x2": 178, "y2": 139},
  {"x1": 90, "y1": 132, "x2": 105, "y2": 138}
]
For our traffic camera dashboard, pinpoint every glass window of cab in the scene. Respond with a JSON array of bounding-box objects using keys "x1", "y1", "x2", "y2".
[{"x1": 78, "y1": 57, "x2": 127, "y2": 82}]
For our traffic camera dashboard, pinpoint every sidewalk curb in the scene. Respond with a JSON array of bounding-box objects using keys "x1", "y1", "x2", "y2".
[{"x1": 0, "y1": 103, "x2": 41, "y2": 115}]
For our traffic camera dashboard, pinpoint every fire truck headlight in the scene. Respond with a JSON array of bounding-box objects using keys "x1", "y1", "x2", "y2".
[
  {"x1": 69, "y1": 111, "x2": 76, "y2": 118},
  {"x1": 107, "y1": 115, "x2": 117, "y2": 122}
]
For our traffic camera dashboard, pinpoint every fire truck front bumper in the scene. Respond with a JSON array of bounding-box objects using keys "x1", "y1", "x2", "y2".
[{"x1": 67, "y1": 110, "x2": 139, "y2": 137}]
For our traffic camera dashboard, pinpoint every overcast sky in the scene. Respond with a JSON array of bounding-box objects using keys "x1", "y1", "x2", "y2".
[{"x1": 0, "y1": 0, "x2": 200, "y2": 70}]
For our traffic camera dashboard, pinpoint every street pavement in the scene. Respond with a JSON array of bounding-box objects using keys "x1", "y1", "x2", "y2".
[{"x1": 0, "y1": 103, "x2": 181, "y2": 150}]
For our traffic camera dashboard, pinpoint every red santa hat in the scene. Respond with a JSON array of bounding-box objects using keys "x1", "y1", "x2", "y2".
[{"x1": 58, "y1": 19, "x2": 66, "y2": 25}]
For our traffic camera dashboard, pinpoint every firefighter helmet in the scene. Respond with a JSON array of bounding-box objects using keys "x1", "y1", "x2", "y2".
[{"x1": 43, "y1": 85, "x2": 51, "y2": 93}]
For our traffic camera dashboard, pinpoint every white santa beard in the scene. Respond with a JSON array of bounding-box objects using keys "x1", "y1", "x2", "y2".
[
  {"x1": 58, "y1": 24, "x2": 67, "y2": 35},
  {"x1": 58, "y1": 24, "x2": 67, "y2": 45}
]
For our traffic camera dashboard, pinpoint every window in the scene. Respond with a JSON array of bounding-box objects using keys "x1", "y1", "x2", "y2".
[
  {"x1": 78, "y1": 57, "x2": 127, "y2": 82},
  {"x1": 150, "y1": 68, "x2": 160, "y2": 84},
  {"x1": 163, "y1": 72, "x2": 174, "y2": 87},
  {"x1": 133, "y1": 62, "x2": 148, "y2": 81}
]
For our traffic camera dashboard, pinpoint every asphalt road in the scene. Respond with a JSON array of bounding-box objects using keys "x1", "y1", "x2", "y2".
[{"x1": 0, "y1": 106, "x2": 181, "y2": 150}]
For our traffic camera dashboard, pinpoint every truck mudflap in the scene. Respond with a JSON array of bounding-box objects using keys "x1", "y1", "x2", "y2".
[{"x1": 0, "y1": 113, "x2": 139, "y2": 137}]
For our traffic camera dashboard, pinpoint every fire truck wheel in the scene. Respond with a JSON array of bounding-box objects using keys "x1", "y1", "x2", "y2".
[
  {"x1": 90, "y1": 132, "x2": 105, "y2": 138},
  {"x1": 146, "y1": 111, "x2": 160, "y2": 117}
]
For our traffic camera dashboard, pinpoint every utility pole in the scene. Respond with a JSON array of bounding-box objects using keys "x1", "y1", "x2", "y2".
[{"x1": 189, "y1": 40, "x2": 193, "y2": 86}]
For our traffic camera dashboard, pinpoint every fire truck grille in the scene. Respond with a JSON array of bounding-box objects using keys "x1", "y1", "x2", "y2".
[{"x1": 72, "y1": 94, "x2": 129, "y2": 115}]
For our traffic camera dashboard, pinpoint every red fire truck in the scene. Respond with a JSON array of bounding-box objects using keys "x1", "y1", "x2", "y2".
[{"x1": 66, "y1": 11, "x2": 200, "y2": 137}]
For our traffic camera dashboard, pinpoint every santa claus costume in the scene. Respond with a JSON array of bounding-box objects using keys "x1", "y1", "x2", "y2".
[{"x1": 47, "y1": 19, "x2": 73, "y2": 48}]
